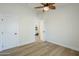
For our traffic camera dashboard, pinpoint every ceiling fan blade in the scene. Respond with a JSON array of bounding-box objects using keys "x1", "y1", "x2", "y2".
[
  {"x1": 48, "y1": 3, "x2": 55, "y2": 6},
  {"x1": 50, "y1": 6, "x2": 56, "y2": 9},
  {"x1": 41, "y1": 3, "x2": 47, "y2": 5},
  {"x1": 35, "y1": 6, "x2": 44, "y2": 8},
  {"x1": 49, "y1": 3, "x2": 55, "y2": 5}
]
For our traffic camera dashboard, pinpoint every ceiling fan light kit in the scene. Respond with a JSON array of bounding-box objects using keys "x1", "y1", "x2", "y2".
[{"x1": 43, "y1": 6, "x2": 49, "y2": 11}]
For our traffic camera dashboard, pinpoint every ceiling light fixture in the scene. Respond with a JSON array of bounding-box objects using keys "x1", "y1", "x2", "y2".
[{"x1": 43, "y1": 6, "x2": 49, "y2": 11}]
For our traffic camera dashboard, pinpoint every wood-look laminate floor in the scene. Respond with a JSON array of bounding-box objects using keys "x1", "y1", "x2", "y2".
[{"x1": 0, "y1": 41, "x2": 79, "y2": 56}]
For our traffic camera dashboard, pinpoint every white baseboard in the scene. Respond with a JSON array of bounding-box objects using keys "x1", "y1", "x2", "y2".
[
  {"x1": 0, "y1": 40, "x2": 35, "y2": 52},
  {"x1": 47, "y1": 40, "x2": 79, "y2": 52}
]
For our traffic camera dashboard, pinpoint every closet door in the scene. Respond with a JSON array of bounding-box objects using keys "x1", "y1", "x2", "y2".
[
  {"x1": 4, "y1": 15, "x2": 19, "y2": 49},
  {"x1": 0, "y1": 16, "x2": 4, "y2": 51}
]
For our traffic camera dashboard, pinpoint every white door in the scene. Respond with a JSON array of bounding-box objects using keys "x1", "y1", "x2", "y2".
[
  {"x1": 0, "y1": 16, "x2": 3, "y2": 51},
  {"x1": 3, "y1": 15, "x2": 19, "y2": 49},
  {"x1": 39, "y1": 20, "x2": 45, "y2": 41}
]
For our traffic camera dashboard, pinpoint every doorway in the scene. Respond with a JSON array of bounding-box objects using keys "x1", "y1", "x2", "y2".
[{"x1": 35, "y1": 20, "x2": 45, "y2": 42}]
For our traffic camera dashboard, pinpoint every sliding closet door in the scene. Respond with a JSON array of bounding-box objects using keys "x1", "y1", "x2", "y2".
[{"x1": 4, "y1": 15, "x2": 19, "y2": 49}]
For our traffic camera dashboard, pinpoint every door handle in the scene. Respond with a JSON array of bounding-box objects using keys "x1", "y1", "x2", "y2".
[
  {"x1": 1, "y1": 18, "x2": 4, "y2": 21},
  {"x1": 14, "y1": 33, "x2": 17, "y2": 35},
  {"x1": 1, "y1": 32, "x2": 4, "y2": 34}
]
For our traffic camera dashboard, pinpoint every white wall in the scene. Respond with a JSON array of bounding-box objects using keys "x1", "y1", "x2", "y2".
[
  {"x1": 17, "y1": 4, "x2": 40, "y2": 45},
  {"x1": 43, "y1": 3, "x2": 79, "y2": 51},
  {"x1": 0, "y1": 3, "x2": 39, "y2": 50}
]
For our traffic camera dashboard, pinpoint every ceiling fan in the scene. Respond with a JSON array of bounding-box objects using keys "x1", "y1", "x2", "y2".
[{"x1": 35, "y1": 3, "x2": 56, "y2": 12}]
